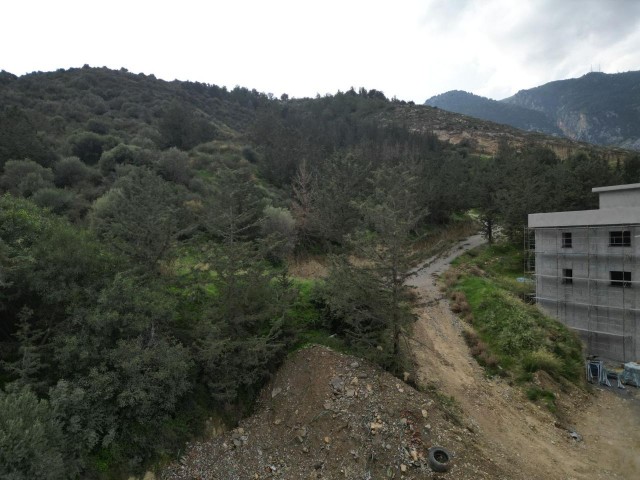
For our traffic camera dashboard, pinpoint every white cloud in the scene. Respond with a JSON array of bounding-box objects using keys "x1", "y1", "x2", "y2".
[{"x1": 2, "y1": 0, "x2": 639, "y2": 102}]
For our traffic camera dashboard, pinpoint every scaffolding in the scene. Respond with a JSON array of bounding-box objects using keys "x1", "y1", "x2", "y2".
[{"x1": 525, "y1": 225, "x2": 640, "y2": 362}]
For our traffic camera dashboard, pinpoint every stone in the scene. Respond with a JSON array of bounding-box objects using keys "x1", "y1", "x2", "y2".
[
  {"x1": 346, "y1": 388, "x2": 356, "y2": 398},
  {"x1": 410, "y1": 449, "x2": 418, "y2": 461},
  {"x1": 350, "y1": 361, "x2": 360, "y2": 368},
  {"x1": 271, "y1": 387, "x2": 282, "y2": 398},
  {"x1": 324, "y1": 436, "x2": 331, "y2": 444},
  {"x1": 274, "y1": 418, "x2": 282, "y2": 425},
  {"x1": 400, "y1": 464, "x2": 407, "y2": 472},
  {"x1": 370, "y1": 422, "x2": 384, "y2": 434},
  {"x1": 330, "y1": 377, "x2": 345, "y2": 394},
  {"x1": 421, "y1": 409, "x2": 428, "y2": 418}
]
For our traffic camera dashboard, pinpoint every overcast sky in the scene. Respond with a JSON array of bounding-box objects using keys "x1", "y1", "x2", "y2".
[{"x1": 3, "y1": 0, "x2": 640, "y2": 102}]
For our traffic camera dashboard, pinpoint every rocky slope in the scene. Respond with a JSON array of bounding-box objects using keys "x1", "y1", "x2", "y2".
[
  {"x1": 162, "y1": 345, "x2": 508, "y2": 479},
  {"x1": 377, "y1": 103, "x2": 631, "y2": 162},
  {"x1": 425, "y1": 90, "x2": 562, "y2": 136},
  {"x1": 504, "y1": 71, "x2": 640, "y2": 150},
  {"x1": 425, "y1": 71, "x2": 640, "y2": 151}
]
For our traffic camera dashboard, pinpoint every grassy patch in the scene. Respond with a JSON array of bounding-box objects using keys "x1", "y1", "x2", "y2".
[
  {"x1": 526, "y1": 387, "x2": 557, "y2": 413},
  {"x1": 448, "y1": 243, "x2": 583, "y2": 387},
  {"x1": 287, "y1": 278, "x2": 350, "y2": 354}
]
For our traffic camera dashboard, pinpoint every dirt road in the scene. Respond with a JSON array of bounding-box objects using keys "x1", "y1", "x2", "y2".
[{"x1": 408, "y1": 234, "x2": 640, "y2": 480}]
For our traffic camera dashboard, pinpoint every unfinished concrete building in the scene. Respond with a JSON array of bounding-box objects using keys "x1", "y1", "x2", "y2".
[{"x1": 528, "y1": 184, "x2": 640, "y2": 362}]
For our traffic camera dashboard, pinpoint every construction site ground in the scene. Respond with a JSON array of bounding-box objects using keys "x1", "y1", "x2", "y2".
[{"x1": 163, "y1": 235, "x2": 640, "y2": 479}]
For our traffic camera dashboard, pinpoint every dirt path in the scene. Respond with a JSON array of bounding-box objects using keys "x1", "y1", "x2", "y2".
[{"x1": 408, "y1": 235, "x2": 640, "y2": 480}]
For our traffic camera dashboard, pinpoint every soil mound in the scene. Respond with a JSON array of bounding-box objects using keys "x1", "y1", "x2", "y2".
[{"x1": 162, "y1": 345, "x2": 507, "y2": 479}]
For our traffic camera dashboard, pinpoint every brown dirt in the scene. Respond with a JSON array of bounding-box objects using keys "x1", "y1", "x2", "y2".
[
  {"x1": 162, "y1": 345, "x2": 512, "y2": 479},
  {"x1": 288, "y1": 255, "x2": 328, "y2": 280},
  {"x1": 162, "y1": 235, "x2": 640, "y2": 479},
  {"x1": 409, "y1": 235, "x2": 640, "y2": 480}
]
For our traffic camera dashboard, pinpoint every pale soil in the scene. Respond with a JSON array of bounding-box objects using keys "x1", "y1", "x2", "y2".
[
  {"x1": 288, "y1": 255, "x2": 328, "y2": 280},
  {"x1": 408, "y1": 234, "x2": 640, "y2": 480}
]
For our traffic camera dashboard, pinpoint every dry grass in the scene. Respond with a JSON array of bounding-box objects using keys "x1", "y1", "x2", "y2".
[
  {"x1": 412, "y1": 220, "x2": 480, "y2": 260},
  {"x1": 288, "y1": 254, "x2": 328, "y2": 279},
  {"x1": 442, "y1": 268, "x2": 462, "y2": 289}
]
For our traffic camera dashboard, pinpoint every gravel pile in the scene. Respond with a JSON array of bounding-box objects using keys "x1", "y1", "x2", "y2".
[{"x1": 162, "y1": 345, "x2": 507, "y2": 479}]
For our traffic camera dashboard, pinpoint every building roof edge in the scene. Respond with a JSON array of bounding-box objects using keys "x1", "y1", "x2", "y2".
[{"x1": 592, "y1": 183, "x2": 640, "y2": 193}]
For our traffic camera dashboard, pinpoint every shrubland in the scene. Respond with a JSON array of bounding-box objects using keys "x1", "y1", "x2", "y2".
[{"x1": 0, "y1": 67, "x2": 634, "y2": 477}]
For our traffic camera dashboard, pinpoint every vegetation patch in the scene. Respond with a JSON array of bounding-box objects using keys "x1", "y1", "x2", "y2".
[
  {"x1": 448, "y1": 243, "x2": 583, "y2": 390},
  {"x1": 526, "y1": 387, "x2": 557, "y2": 413}
]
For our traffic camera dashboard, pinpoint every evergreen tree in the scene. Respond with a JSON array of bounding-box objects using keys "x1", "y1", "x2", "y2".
[
  {"x1": 323, "y1": 163, "x2": 424, "y2": 371},
  {"x1": 91, "y1": 167, "x2": 188, "y2": 271}
]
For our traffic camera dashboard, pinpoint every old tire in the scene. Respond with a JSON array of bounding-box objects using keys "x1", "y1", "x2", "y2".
[{"x1": 428, "y1": 446, "x2": 452, "y2": 473}]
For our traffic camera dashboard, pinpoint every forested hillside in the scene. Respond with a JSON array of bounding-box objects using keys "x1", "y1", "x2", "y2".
[{"x1": 1, "y1": 66, "x2": 639, "y2": 479}]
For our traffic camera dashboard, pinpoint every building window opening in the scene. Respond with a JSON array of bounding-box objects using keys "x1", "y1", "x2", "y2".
[
  {"x1": 528, "y1": 233, "x2": 535, "y2": 250},
  {"x1": 561, "y1": 232, "x2": 572, "y2": 248},
  {"x1": 562, "y1": 268, "x2": 573, "y2": 284},
  {"x1": 527, "y1": 256, "x2": 536, "y2": 272},
  {"x1": 609, "y1": 230, "x2": 631, "y2": 247},
  {"x1": 610, "y1": 270, "x2": 631, "y2": 288}
]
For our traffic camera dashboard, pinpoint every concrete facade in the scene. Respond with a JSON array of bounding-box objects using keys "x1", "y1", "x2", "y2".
[{"x1": 528, "y1": 184, "x2": 640, "y2": 362}]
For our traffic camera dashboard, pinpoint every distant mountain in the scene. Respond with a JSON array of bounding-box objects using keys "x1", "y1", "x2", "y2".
[
  {"x1": 425, "y1": 71, "x2": 640, "y2": 150},
  {"x1": 425, "y1": 90, "x2": 562, "y2": 136},
  {"x1": 503, "y1": 71, "x2": 640, "y2": 149}
]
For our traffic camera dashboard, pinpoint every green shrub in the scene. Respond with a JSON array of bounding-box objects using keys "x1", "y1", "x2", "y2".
[
  {"x1": 522, "y1": 349, "x2": 564, "y2": 379},
  {"x1": 32, "y1": 187, "x2": 76, "y2": 214},
  {"x1": 67, "y1": 131, "x2": 118, "y2": 165},
  {"x1": 53, "y1": 156, "x2": 94, "y2": 187},
  {"x1": 0, "y1": 159, "x2": 54, "y2": 197},
  {"x1": 526, "y1": 387, "x2": 556, "y2": 412},
  {"x1": 0, "y1": 386, "x2": 79, "y2": 479}
]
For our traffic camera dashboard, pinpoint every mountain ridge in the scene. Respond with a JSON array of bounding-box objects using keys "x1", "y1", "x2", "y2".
[{"x1": 425, "y1": 71, "x2": 640, "y2": 150}]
